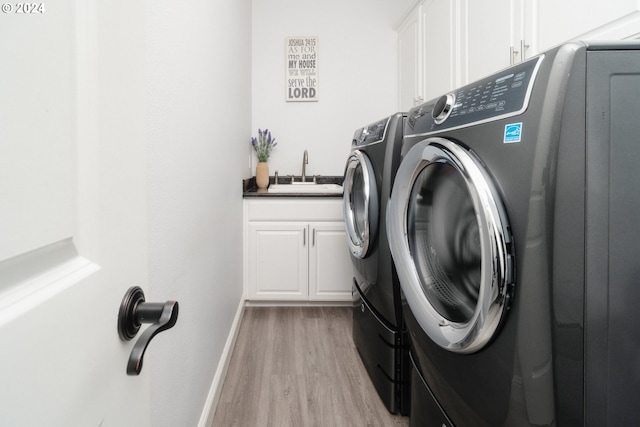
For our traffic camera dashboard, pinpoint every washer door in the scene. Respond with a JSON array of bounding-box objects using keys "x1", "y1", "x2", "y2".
[
  {"x1": 387, "y1": 137, "x2": 514, "y2": 353},
  {"x1": 343, "y1": 150, "x2": 379, "y2": 259}
]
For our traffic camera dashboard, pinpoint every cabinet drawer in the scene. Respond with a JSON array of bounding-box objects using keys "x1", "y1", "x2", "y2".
[{"x1": 246, "y1": 199, "x2": 343, "y2": 221}]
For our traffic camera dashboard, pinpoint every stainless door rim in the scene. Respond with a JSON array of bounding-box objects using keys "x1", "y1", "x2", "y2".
[
  {"x1": 343, "y1": 150, "x2": 379, "y2": 259},
  {"x1": 387, "y1": 137, "x2": 514, "y2": 353}
]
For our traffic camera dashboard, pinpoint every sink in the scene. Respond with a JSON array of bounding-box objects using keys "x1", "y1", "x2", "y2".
[{"x1": 268, "y1": 183, "x2": 343, "y2": 194}]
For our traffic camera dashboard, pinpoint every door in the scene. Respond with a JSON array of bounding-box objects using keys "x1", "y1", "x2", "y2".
[
  {"x1": 308, "y1": 222, "x2": 352, "y2": 301},
  {"x1": 387, "y1": 138, "x2": 514, "y2": 354},
  {"x1": 0, "y1": 1, "x2": 152, "y2": 425},
  {"x1": 343, "y1": 151, "x2": 379, "y2": 259},
  {"x1": 422, "y1": 0, "x2": 456, "y2": 101},
  {"x1": 248, "y1": 222, "x2": 309, "y2": 300},
  {"x1": 397, "y1": 5, "x2": 422, "y2": 111},
  {"x1": 461, "y1": 0, "x2": 520, "y2": 83}
]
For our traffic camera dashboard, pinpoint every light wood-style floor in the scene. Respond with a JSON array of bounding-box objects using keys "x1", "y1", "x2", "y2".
[{"x1": 212, "y1": 306, "x2": 409, "y2": 427}]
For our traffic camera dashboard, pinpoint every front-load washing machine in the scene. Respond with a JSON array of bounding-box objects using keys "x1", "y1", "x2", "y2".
[
  {"x1": 343, "y1": 113, "x2": 409, "y2": 415},
  {"x1": 387, "y1": 41, "x2": 640, "y2": 426}
]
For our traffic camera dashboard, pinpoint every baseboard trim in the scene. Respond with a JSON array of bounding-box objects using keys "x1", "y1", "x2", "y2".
[
  {"x1": 245, "y1": 300, "x2": 352, "y2": 307},
  {"x1": 197, "y1": 298, "x2": 246, "y2": 427}
]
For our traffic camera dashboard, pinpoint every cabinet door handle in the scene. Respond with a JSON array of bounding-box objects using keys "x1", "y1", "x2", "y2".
[
  {"x1": 510, "y1": 46, "x2": 519, "y2": 65},
  {"x1": 303, "y1": 228, "x2": 307, "y2": 246},
  {"x1": 520, "y1": 40, "x2": 530, "y2": 62},
  {"x1": 312, "y1": 228, "x2": 316, "y2": 246}
]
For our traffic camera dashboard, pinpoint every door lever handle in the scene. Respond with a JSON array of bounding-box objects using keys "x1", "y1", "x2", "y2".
[{"x1": 117, "y1": 286, "x2": 179, "y2": 375}]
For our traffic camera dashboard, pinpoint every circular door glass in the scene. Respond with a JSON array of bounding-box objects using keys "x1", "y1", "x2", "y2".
[
  {"x1": 351, "y1": 165, "x2": 368, "y2": 242},
  {"x1": 387, "y1": 137, "x2": 514, "y2": 353},
  {"x1": 407, "y1": 161, "x2": 481, "y2": 324},
  {"x1": 343, "y1": 150, "x2": 378, "y2": 258}
]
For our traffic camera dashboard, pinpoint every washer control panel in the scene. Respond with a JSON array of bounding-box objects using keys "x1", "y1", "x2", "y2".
[
  {"x1": 408, "y1": 55, "x2": 543, "y2": 134},
  {"x1": 352, "y1": 116, "x2": 390, "y2": 147}
]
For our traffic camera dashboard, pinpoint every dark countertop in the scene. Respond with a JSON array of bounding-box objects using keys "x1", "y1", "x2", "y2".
[{"x1": 243, "y1": 175, "x2": 344, "y2": 198}]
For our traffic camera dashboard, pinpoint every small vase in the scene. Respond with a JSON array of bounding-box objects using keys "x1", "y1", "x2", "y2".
[{"x1": 256, "y1": 161, "x2": 269, "y2": 189}]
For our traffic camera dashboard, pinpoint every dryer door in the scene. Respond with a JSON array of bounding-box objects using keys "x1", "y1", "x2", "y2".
[
  {"x1": 343, "y1": 150, "x2": 379, "y2": 259},
  {"x1": 387, "y1": 138, "x2": 514, "y2": 353}
]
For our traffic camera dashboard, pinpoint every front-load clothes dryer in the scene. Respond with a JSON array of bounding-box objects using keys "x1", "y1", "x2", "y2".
[
  {"x1": 387, "y1": 41, "x2": 640, "y2": 426},
  {"x1": 343, "y1": 113, "x2": 409, "y2": 415}
]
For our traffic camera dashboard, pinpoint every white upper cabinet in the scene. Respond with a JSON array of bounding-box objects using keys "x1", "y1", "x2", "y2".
[
  {"x1": 397, "y1": 0, "x2": 458, "y2": 110},
  {"x1": 398, "y1": 0, "x2": 640, "y2": 105},
  {"x1": 422, "y1": 0, "x2": 457, "y2": 101},
  {"x1": 460, "y1": 0, "x2": 521, "y2": 84},
  {"x1": 398, "y1": 6, "x2": 422, "y2": 111}
]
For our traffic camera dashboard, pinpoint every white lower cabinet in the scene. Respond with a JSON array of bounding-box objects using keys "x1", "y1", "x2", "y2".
[{"x1": 244, "y1": 199, "x2": 352, "y2": 302}]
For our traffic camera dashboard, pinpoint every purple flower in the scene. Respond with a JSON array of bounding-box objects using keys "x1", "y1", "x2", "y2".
[{"x1": 251, "y1": 128, "x2": 277, "y2": 162}]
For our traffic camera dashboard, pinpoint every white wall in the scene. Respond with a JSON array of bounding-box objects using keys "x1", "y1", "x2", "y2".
[
  {"x1": 145, "y1": 1, "x2": 251, "y2": 426},
  {"x1": 251, "y1": 0, "x2": 409, "y2": 178},
  {"x1": 143, "y1": 1, "x2": 413, "y2": 424}
]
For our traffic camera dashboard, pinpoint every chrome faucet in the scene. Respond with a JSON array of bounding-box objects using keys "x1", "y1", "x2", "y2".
[{"x1": 301, "y1": 149, "x2": 308, "y2": 182}]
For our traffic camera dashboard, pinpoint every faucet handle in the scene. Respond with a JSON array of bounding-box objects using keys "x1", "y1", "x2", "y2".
[
  {"x1": 274, "y1": 170, "x2": 279, "y2": 185},
  {"x1": 288, "y1": 174, "x2": 294, "y2": 184}
]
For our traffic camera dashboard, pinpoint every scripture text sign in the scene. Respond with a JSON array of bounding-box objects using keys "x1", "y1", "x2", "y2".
[{"x1": 286, "y1": 36, "x2": 318, "y2": 102}]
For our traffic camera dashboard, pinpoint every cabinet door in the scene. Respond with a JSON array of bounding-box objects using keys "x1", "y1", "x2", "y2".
[
  {"x1": 461, "y1": 0, "x2": 518, "y2": 84},
  {"x1": 422, "y1": 0, "x2": 456, "y2": 100},
  {"x1": 308, "y1": 222, "x2": 353, "y2": 301},
  {"x1": 248, "y1": 222, "x2": 308, "y2": 300},
  {"x1": 398, "y1": 6, "x2": 423, "y2": 111}
]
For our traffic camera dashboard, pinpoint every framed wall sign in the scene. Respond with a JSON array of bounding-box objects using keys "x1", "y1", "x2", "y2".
[{"x1": 285, "y1": 36, "x2": 318, "y2": 102}]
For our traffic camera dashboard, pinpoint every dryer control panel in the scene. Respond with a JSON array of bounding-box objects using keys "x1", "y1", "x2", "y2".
[{"x1": 407, "y1": 55, "x2": 544, "y2": 135}]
